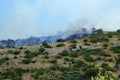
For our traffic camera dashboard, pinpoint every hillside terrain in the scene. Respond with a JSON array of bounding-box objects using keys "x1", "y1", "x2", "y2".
[{"x1": 0, "y1": 29, "x2": 120, "y2": 80}]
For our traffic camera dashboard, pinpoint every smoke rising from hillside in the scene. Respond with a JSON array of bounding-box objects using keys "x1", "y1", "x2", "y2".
[{"x1": 61, "y1": 19, "x2": 96, "y2": 39}]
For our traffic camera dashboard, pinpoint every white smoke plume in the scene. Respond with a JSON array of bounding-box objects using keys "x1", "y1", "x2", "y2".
[{"x1": 61, "y1": 19, "x2": 96, "y2": 39}]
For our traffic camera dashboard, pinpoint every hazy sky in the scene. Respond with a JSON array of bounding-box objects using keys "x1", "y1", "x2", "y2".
[{"x1": 0, "y1": 0, "x2": 120, "y2": 39}]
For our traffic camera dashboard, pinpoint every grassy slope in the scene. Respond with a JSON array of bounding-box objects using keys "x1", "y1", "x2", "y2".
[{"x1": 0, "y1": 30, "x2": 120, "y2": 80}]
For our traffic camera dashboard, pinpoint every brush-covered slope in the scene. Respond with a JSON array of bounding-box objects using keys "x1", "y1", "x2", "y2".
[{"x1": 0, "y1": 29, "x2": 120, "y2": 80}]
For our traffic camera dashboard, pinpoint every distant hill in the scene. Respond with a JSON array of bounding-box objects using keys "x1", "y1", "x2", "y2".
[{"x1": 0, "y1": 28, "x2": 96, "y2": 47}]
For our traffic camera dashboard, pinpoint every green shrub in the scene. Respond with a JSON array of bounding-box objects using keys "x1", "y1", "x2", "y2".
[
  {"x1": 2, "y1": 68, "x2": 24, "y2": 80},
  {"x1": 22, "y1": 59, "x2": 31, "y2": 64},
  {"x1": 49, "y1": 65, "x2": 60, "y2": 71},
  {"x1": 83, "y1": 39, "x2": 88, "y2": 42},
  {"x1": 50, "y1": 59, "x2": 57, "y2": 64},
  {"x1": 73, "y1": 60, "x2": 86, "y2": 68},
  {"x1": 69, "y1": 40, "x2": 77, "y2": 43},
  {"x1": 82, "y1": 49, "x2": 110, "y2": 57},
  {"x1": 57, "y1": 39, "x2": 66, "y2": 42},
  {"x1": 0, "y1": 59, "x2": 5, "y2": 65},
  {"x1": 70, "y1": 44, "x2": 77, "y2": 48},
  {"x1": 90, "y1": 30, "x2": 109, "y2": 43},
  {"x1": 107, "y1": 32, "x2": 114, "y2": 38},
  {"x1": 58, "y1": 50, "x2": 69, "y2": 56},
  {"x1": 101, "y1": 63, "x2": 111, "y2": 70},
  {"x1": 54, "y1": 55, "x2": 62, "y2": 59},
  {"x1": 24, "y1": 52, "x2": 39, "y2": 59},
  {"x1": 115, "y1": 58, "x2": 120, "y2": 69},
  {"x1": 42, "y1": 42, "x2": 52, "y2": 48},
  {"x1": 64, "y1": 58, "x2": 71, "y2": 62},
  {"x1": 69, "y1": 52, "x2": 79, "y2": 57},
  {"x1": 19, "y1": 47, "x2": 24, "y2": 50},
  {"x1": 111, "y1": 46, "x2": 120, "y2": 54},
  {"x1": 24, "y1": 50, "x2": 31, "y2": 54},
  {"x1": 95, "y1": 57, "x2": 103, "y2": 61},
  {"x1": 56, "y1": 43, "x2": 65, "y2": 47},
  {"x1": 44, "y1": 55, "x2": 49, "y2": 59},
  {"x1": 103, "y1": 43, "x2": 108, "y2": 49},
  {"x1": 39, "y1": 48, "x2": 45, "y2": 52},
  {"x1": 13, "y1": 51, "x2": 20, "y2": 55},
  {"x1": 84, "y1": 43, "x2": 90, "y2": 46},
  {"x1": 90, "y1": 37, "x2": 109, "y2": 43},
  {"x1": 4, "y1": 57, "x2": 9, "y2": 61},
  {"x1": 83, "y1": 68, "x2": 99, "y2": 79},
  {"x1": 7, "y1": 50, "x2": 13, "y2": 54},
  {"x1": 84, "y1": 56, "x2": 95, "y2": 62},
  {"x1": 32, "y1": 69, "x2": 44, "y2": 79}
]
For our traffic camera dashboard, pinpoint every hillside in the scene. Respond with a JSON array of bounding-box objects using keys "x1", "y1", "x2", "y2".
[{"x1": 0, "y1": 29, "x2": 120, "y2": 80}]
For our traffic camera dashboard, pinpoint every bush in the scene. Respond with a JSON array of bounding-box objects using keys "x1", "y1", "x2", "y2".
[
  {"x1": 82, "y1": 49, "x2": 110, "y2": 57},
  {"x1": 115, "y1": 58, "x2": 120, "y2": 69},
  {"x1": 19, "y1": 47, "x2": 24, "y2": 50},
  {"x1": 69, "y1": 44, "x2": 77, "y2": 48},
  {"x1": 69, "y1": 40, "x2": 77, "y2": 43},
  {"x1": 7, "y1": 50, "x2": 13, "y2": 54},
  {"x1": 42, "y1": 42, "x2": 52, "y2": 48},
  {"x1": 54, "y1": 55, "x2": 62, "y2": 59},
  {"x1": 84, "y1": 43, "x2": 90, "y2": 46},
  {"x1": 13, "y1": 51, "x2": 20, "y2": 55},
  {"x1": 101, "y1": 63, "x2": 111, "y2": 70},
  {"x1": 22, "y1": 59, "x2": 31, "y2": 64},
  {"x1": 90, "y1": 30, "x2": 109, "y2": 43},
  {"x1": 103, "y1": 43, "x2": 108, "y2": 48},
  {"x1": 50, "y1": 59, "x2": 57, "y2": 64},
  {"x1": 64, "y1": 58, "x2": 71, "y2": 62},
  {"x1": 44, "y1": 55, "x2": 49, "y2": 59},
  {"x1": 49, "y1": 65, "x2": 60, "y2": 71},
  {"x1": 69, "y1": 52, "x2": 79, "y2": 57},
  {"x1": 39, "y1": 48, "x2": 45, "y2": 52},
  {"x1": 4, "y1": 57, "x2": 9, "y2": 61},
  {"x1": 83, "y1": 39, "x2": 88, "y2": 42},
  {"x1": 32, "y1": 69, "x2": 44, "y2": 79},
  {"x1": 24, "y1": 52, "x2": 39, "y2": 59},
  {"x1": 73, "y1": 60, "x2": 86, "y2": 68},
  {"x1": 58, "y1": 50, "x2": 69, "y2": 56},
  {"x1": 56, "y1": 43, "x2": 65, "y2": 47},
  {"x1": 14, "y1": 56, "x2": 18, "y2": 59},
  {"x1": 84, "y1": 56, "x2": 95, "y2": 62},
  {"x1": 0, "y1": 59, "x2": 5, "y2": 65},
  {"x1": 117, "y1": 29, "x2": 120, "y2": 33},
  {"x1": 57, "y1": 39, "x2": 66, "y2": 42},
  {"x1": 90, "y1": 37, "x2": 109, "y2": 43},
  {"x1": 111, "y1": 46, "x2": 120, "y2": 54},
  {"x1": 2, "y1": 68, "x2": 24, "y2": 80},
  {"x1": 84, "y1": 68, "x2": 99, "y2": 79},
  {"x1": 24, "y1": 50, "x2": 31, "y2": 54}
]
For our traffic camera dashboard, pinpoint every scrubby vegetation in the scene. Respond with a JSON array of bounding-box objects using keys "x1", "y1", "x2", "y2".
[
  {"x1": 42, "y1": 42, "x2": 52, "y2": 48},
  {"x1": 111, "y1": 46, "x2": 120, "y2": 54},
  {"x1": 0, "y1": 29, "x2": 120, "y2": 80},
  {"x1": 56, "y1": 43, "x2": 65, "y2": 47}
]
